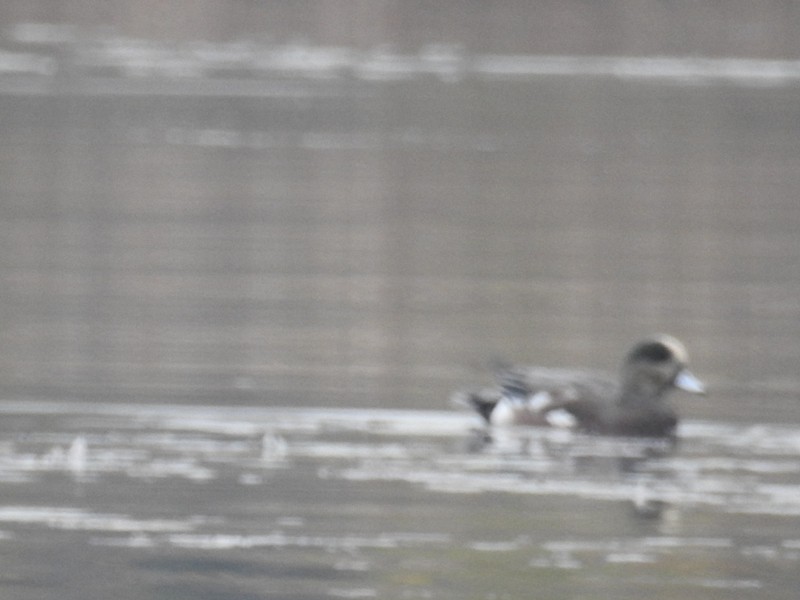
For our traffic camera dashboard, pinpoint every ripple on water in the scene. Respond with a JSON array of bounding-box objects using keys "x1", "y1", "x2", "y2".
[{"x1": 1, "y1": 400, "x2": 800, "y2": 600}]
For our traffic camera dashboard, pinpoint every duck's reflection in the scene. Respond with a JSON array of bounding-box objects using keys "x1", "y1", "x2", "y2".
[{"x1": 462, "y1": 424, "x2": 681, "y2": 520}]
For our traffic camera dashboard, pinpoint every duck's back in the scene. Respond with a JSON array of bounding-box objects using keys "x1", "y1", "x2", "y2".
[{"x1": 498, "y1": 366, "x2": 618, "y2": 406}]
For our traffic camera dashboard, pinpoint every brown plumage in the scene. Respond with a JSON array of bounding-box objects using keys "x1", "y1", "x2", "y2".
[{"x1": 453, "y1": 335, "x2": 706, "y2": 438}]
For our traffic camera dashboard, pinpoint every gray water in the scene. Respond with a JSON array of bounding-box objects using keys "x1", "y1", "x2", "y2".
[
  {"x1": 3, "y1": 17, "x2": 800, "y2": 600},
  {"x1": 1, "y1": 401, "x2": 800, "y2": 599}
]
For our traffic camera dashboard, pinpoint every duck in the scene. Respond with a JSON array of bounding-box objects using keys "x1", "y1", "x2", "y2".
[{"x1": 453, "y1": 334, "x2": 705, "y2": 438}]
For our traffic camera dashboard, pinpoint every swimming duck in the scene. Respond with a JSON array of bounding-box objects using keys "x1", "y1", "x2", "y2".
[{"x1": 453, "y1": 334, "x2": 705, "y2": 438}]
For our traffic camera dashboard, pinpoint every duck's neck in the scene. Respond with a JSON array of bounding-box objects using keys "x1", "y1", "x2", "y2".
[{"x1": 618, "y1": 373, "x2": 668, "y2": 407}]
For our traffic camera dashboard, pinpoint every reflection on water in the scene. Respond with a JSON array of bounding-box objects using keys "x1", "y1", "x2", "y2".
[{"x1": 1, "y1": 401, "x2": 799, "y2": 599}]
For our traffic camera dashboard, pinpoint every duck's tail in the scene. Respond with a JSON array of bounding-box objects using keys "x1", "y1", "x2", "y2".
[{"x1": 450, "y1": 388, "x2": 501, "y2": 424}]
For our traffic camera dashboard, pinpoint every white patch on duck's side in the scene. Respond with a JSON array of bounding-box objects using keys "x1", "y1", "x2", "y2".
[
  {"x1": 489, "y1": 397, "x2": 518, "y2": 426},
  {"x1": 491, "y1": 391, "x2": 553, "y2": 426},
  {"x1": 527, "y1": 391, "x2": 553, "y2": 412},
  {"x1": 544, "y1": 408, "x2": 578, "y2": 429}
]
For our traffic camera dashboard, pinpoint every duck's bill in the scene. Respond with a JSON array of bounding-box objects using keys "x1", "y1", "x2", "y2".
[{"x1": 674, "y1": 369, "x2": 706, "y2": 394}]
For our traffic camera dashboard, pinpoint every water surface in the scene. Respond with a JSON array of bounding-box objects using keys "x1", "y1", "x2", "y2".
[
  {"x1": 3, "y1": 17, "x2": 800, "y2": 600},
  {"x1": 1, "y1": 401, "x2": 799, "y2": 599}
]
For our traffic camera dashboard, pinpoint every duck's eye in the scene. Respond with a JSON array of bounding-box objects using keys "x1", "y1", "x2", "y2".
[{"x1": 634, "y1": 342, "x2": 671, "y2": 362}]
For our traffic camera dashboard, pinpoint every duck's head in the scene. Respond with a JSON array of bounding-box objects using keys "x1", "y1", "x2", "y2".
[{"x1": 620, "y1": 334, "x2": 706, "y2": 405}]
